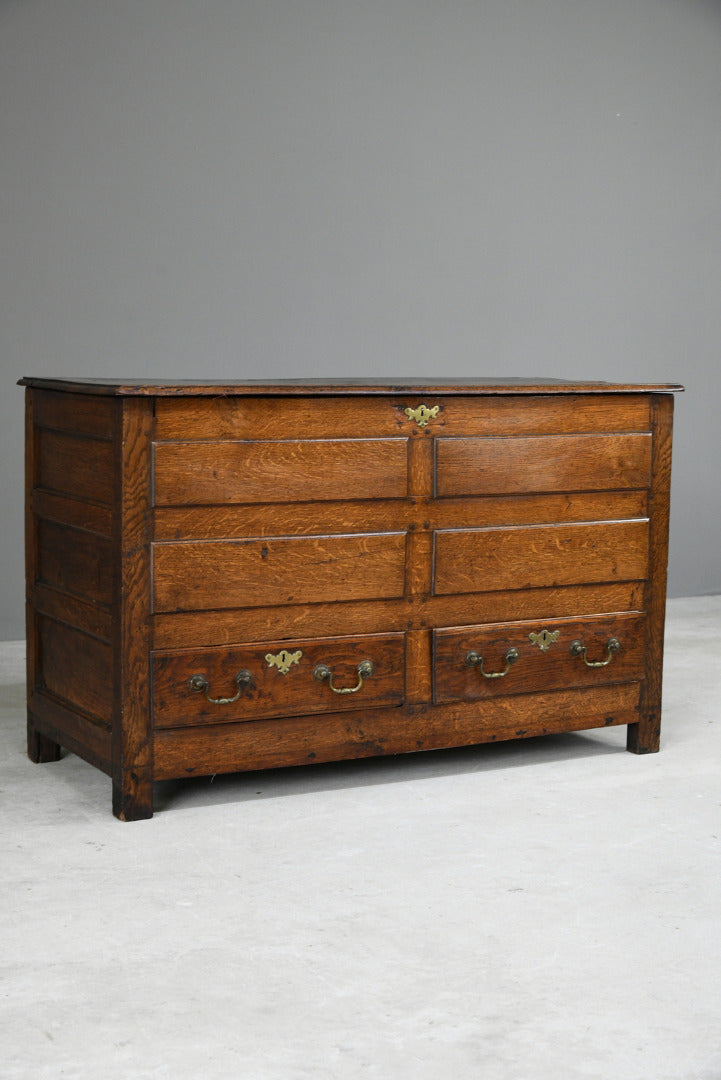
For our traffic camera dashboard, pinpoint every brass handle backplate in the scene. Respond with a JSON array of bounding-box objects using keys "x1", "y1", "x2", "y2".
[
  {"x1": 189, "y1": 669, "x2": 251, "y2": 704},
  {"x1": 569, "y1": 638, "x2": 621, "y2": 668},
  {"x1": 314, "y1": 660, "x2": 374, "y2": 694},
  {"x1": 466, "y1": 647, "x2": 519, "y2": 679}
]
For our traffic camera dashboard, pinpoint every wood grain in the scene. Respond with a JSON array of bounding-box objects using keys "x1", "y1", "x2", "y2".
[
  {"x1": 154, "y1": 395, "x2": 409, "y2": 439},
  {"x1": 28, "y1": 691, "x2": 111, "y2": 775},
  {"x1": 153, "y1": 683, "x2": 641, "y2": 781},
  {"x1": 152, "y1": 489, "x2": 648, "y2": 542},
  {"x1": 31, "y1": 583, "x2": 113, "y2": 642},
  {"x1": 153, "y1": 632, "x2": 405, "y2": 727},
  {"x1": 25, "y1": 389, "x2": 61, "y2": 764},
  {"x1": 37, "y1": 615, "x2": 113, "y2": 723},
  {"x1": 37, "y1": 519, "x2": 113, "y2": 607},
  {"x1": 33, "y1": 388, "x2": 115, "y2": 440},
  {"x1": 433, "y1": 520, "x2": 649, "y2": 595},
  {"x1": 404, "y1": 629, "x2": 433, "y2": 704},
  {"x1": 435, "y1": 433, "x2": 652, "y2": 497},
  {"x1": 429, "y1": 395, "x2": 652, "y2": 437},
  {"x1": 628, "y1": 394, "x2": 675, "y2": 754},
  {"x1": 153, "y1": 532, "x2": 408, "y2": 612},
  {"x1": 433, "y1": 612, "x2": 646, "y2": 703},
  {"x1": 20, "y1": 375, "x2": 682, "y2": 396},
  {"x1": 22, "y1": 380, "x2": 680, "y2": 819},
  {"x1": 32, "y1": 490, "x2": 113, "y2": 537},
  {"x1": 26, "y1": 388, "x2": 115, "y2": 766},
  {"x1": 152, "y1": 582, "x2": 646, "y2": 650},
  {"x1": 152, "y1": 392, "x2": 654, "y2": 440},
  {"x1": 153, "y1": 437, "x2": 409, "y2": 506},
  {"x1": 37, "y1": 429, "x2": 114, "y2": 505},
  {"x1": 407, "y1": 436, "x2": 434, "y2": 497},
  {"x1": 112, "y1": 398, "x2": 154, "y2": 821}
]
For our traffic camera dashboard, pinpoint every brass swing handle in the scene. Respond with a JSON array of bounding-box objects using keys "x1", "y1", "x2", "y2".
[
  {"x1": 466, "y1": 647, "x2": 519, "y2": 679},
  {"x1": 189, "y1": 669, "x2": 251, "y2": 705},
  {"x1": 569, "y1": 637, "x2": 620, "y2": 668},
  {"x1": 314, "y1": 660, "x2": 374, "y2": 694}
]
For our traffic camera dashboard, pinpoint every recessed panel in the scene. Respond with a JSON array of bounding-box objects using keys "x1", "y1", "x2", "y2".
[
  {"x1": 436, "y1": 433, "x2": 652, "y2": 497},
  {"x1": 153, "y1": 532, "x2": 408, "y2": 612},
  {"x1": 153, "y1": 438, "x2": 409, "y2": 505},
  {"x1": 433, "y1": 520, "x2": 649, "y2": 595}
]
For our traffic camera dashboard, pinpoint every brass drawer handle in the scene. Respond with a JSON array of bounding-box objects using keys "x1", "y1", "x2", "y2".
[
  {"x1": 569, "y1": 637, "x2": 621, "y2": 668},
  {"x1": 188, "y1": 669, "x2": 251, "y2": 704},
  {"x1": 314, "y1": 660, "x2": 374, "y2": 694},
  {"x1": 466, "y1": 647, "x2": 519, "y2": 678}
]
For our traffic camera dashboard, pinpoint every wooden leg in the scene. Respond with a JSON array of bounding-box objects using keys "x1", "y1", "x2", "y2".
[
  {"x1": 626, "y1": 714, "x2": 661, "y2": 755},
  {"x1": 628, "y1": 394, "x2": 672, "y2": 758},
  {"x1": 27, "y1": 714, "x2": 62, "y2": 763},
  {"x1": 112, "y1": 770, "x2": 154, "y2": 821}
]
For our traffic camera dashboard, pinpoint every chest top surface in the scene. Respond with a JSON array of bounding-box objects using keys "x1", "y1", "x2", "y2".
[{"x1": 19, "y1": 376, "x2": 683, "y2": 397}]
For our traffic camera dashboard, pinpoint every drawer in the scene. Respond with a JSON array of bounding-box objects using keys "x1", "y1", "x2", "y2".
[
  {"x1": 153, "y1": 632, "x2": 406, "y2": 727},
  {"x1": 433, "y1": 519, "x2": 649, "y2": 595},
  {"x1": 433, "y1": 612, "x2": 645, "y2": 703},
  {"x1": 152, "y1": 531, "x2": 407, "y2": 612},
  {"x1": 435, "y1": 433, "x2": 652, "y2": 497},
  {"x1": 153, "y1": 437, "x2": 409, "y2": 506}
]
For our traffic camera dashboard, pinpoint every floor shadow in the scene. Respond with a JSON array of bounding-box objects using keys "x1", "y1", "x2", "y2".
[
  {"x1": 0, "y1": 675, "x2": 628, "y2": 817},
  {"x1": 153, "y1": 728, "x2": 627, "y2": 814}
]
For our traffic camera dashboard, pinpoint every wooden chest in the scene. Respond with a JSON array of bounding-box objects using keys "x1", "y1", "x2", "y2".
[{"x1": 20, "y1": 377, "x2": 682, "y2": 820}]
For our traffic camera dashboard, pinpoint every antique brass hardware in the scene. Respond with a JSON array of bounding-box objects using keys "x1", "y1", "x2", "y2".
[
  {"x1": 314, "y1": 659, "x2": 374, "y2": 694},
  {"x1": 465, "y1": 647, "x2": 519, "y2": 679},
  {"x1": 404, "y1": 404, "x2": 440, "y2": 428},
  {"x1": 265, "y1": 649, "x2": 302, "y2": 675},
  {"x1": 188, "y1": 669, "x2": 252, "y2": 704},
  {"x1": 569, "y1": 637, "x2": 621, "y2": 668},
  {"x1": 529, "y1": 629, "x2": 560, "y2": 652}
]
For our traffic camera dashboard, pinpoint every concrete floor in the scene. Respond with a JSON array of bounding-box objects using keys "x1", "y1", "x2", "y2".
[{"x1": 2, "y1": 595, "x2": 721, "y2": 1080}]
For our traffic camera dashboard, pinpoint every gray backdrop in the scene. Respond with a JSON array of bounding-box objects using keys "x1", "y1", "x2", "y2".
[{"x1": 2, "y1": 0, "x2": 719, "y2": 640}]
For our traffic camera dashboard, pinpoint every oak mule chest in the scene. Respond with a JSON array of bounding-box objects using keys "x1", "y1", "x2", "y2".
[{"x1": 21, "y1": 377, "x2": 681, "y2": 820}]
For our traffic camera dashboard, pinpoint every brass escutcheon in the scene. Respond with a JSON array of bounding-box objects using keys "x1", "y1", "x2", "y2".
[
  {"x1": 265, "y1": 649, "x2": 302, "y2": 675},
  {"x1": 404, "y1": 404, "x2": 440, "y2": 428},
  {"x1": 529, "y1": 629, "x2": 561, "y2": 652}
]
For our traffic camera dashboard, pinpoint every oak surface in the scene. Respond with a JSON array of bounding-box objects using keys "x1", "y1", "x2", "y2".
[
  {"x1": 433, "y1": 612, "x2": 646, "y2": 703},
  {"x1": 153, "y1": 632, "x2": 405, "y2": 727},
  {"x1": 432, "y1": 519, "x2": 650, "y2": 595},
  {"x1": 22, "y1": 380, "x2": 680, "y2": 819},
  {"x1": 152, "y1": 532, "x2": 408, "y2": 612},
  {"x1": 153, "y1": 437, "x2": 409, "y2": 506},
  {"x1": 19, "y1": 376, "x2": 683, "y2": 396},
  {"x1": 435, "y1": 433, "x2": 652, "y2": 497}
]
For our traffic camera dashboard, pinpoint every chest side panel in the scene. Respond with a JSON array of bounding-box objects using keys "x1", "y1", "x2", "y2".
[{"x1": 26, "y1": 389, "x2": 118, "y2": 772}]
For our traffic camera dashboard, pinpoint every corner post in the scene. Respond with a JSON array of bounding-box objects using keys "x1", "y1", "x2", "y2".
[
  {"x1": 25, "y1": 388, "x2": 62, "y2": 763},
  {"x1": 627, "y1": 393, "x2": 675, "y2": 754},
  {"x1": 112, "y1": 396, "x2": 154, "y2": 819}
]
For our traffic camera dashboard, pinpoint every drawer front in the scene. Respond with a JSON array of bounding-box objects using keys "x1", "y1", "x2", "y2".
[
  {"x1": 153, "y1": 437, "x2": 409, "y2": 506},
  {"x1": 152, "y1": 531, "x2": 407, "y2": 612},
  {"x1": 153, "y1": 632, "x2": 405, "y2": 727},
  {"x1": 433, "y1": 612, "x2": 645, "y2": 703},
  {"x1": 435, "y1": 433, "x2": 651, "y2": 497},
  {"x1": 433, "y1": 519, "x2": 649, "y2": 596}
]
